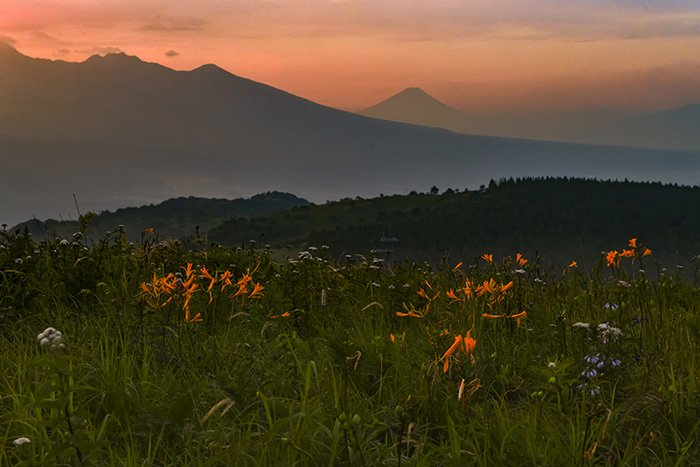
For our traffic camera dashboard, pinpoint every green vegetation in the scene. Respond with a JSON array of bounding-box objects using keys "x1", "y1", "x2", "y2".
[
  {"x1": 2, "y1": 224, "x2": 699, "y2": 465},
  {"x1": 11, "y1": 191, "x2": 309, "y2": 243},
  {"x1": 211, "y1": 178, "x2": 700, "y2": 268}
]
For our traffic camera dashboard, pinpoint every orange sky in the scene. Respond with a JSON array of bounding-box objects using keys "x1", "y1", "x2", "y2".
[{"x1": 2, "y1": 0, "x2": 700, "y2": 112}]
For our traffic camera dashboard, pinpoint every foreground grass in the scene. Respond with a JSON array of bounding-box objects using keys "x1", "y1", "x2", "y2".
[{"x1": 1, "y1": 228, "x2": 699, "y2": 465}]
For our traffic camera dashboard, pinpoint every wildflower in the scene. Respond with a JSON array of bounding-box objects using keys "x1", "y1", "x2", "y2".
[
  {"x1": 60, "y1": 239, "x2": 69, "y2": 246},
  {"x1": 589, "y1": 386, "x2": 601, "y2": 397},
  {"x1": 534, "y1": 277, "x2": 544, "y2": 283},
  {"x1": 13, "y1": 437, "x2": 31, "y2": 446},
  {"x1": 643, "y1": 248, "x2": 652, "y2": 257},
  {"x1": 481, "y1": 253, "x2": 493, "y2": 264},
  {"x1": 249, "y1": 283, "x2": 264, "y2": 299},
  {"x1": 441, "y1": 331, "x2": 477, "y2": 373},
  {"x1": 605, "y1": 250, "x2": 620, "y2": 268},
  {"x1": 390, "y1": 334, "x2": 395, "y2": 343},
  {"x1": 604, "y1": 303, "x2": 619, "y2": 311},
  {"x1": 597, "y1": 322, "x2": 623, "y2": 344},
  {"x1": 453, "y1": 261, "x2": 463, "y2": 271},
  {"x1": 581, "y1": 368, "x2": 598, "y2": 378},
  {"x1": 572, "y1": 322, "x2": 590, "y2": 330},
  {"x1": 308, "y1": 246, "x2": 318, "y2": 251},
  {"x1": 37, "y1": 327, "x2": 65, "y2": 351},
  {"x1": 14, "y1": 258, "x2": 23, "y2": 265},
  {"x1": 298, "y1": 251, "x2": 312, "y2": 260},
  {"x1": 628, "y1": 237, "x2": 638, "y2": 249},
  {"x1": 548, "y1": 362, "x2": 557, "y2": 369},
  {"x1": 515, "y1": 253, "x2": 528, "y2": 267},
  {"x1": 513, "y1": 269, "x2": 526, "y2": 275},
  {"x1": 509, "y1": 310, "x2": 527, "y2": 328},
  {"x1": 482, "y1": 313, "x2": 506, "y2": 319},
  {"x1": 620, "y1": 249, "x2": 635, "y2": 258},
  {"x1": 457, "y1": 378, "x2": 465, "y2": 400},
  {"x1": 567, "y1": 261, "x2": 578, "y2": 268},
  {"x1": 584, "y1": 354, "x2": 600, "y2": 364},
  {"x1": 617, "y1": 280, "x2": 631, "y2": 288},
  {"x1": 611, "y1": 358, "x2": 621, "y2": 367},
  {"x1": 388, "y1": 284, "x2": 395, "y2": 290}
]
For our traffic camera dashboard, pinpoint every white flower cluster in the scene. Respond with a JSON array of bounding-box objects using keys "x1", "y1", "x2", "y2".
[
  {"x1": 13, "y1": 437, "x2": 32, "y2": 446},
  {"x1": 597, "y1": 322, "x2": 623, "y2": 344},
  {"x1": 572, "y1": 322, "x2": 591, "y2": 330},
  {"x1": 37, "y1": 327, "x2": 65, "y2": 351}
]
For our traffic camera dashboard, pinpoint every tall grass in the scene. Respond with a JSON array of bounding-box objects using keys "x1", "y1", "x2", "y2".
[{"x1": 1, "y1": 228, "x2": 699, "y2": 465}]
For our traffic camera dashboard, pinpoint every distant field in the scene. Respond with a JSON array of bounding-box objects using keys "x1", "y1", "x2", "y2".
[{"x1": 2, "y1": 226, "x2": 698, "y2": 465}]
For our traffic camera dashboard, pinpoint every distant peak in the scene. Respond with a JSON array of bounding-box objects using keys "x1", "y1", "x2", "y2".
[
  {"x1": 84, "y1": 52, "x2": 143, "y2": 65},
  {"x1": 400, "y1": 87, "x2": 430, "y2": 95},
  {"x1": 191, "y1": 63, "x2": 229, "y2": 75}
]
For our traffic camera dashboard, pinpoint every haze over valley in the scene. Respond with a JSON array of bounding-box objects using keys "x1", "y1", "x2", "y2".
[{"x1": 2, "y1": 43, "x2": 700, "y2": 227}]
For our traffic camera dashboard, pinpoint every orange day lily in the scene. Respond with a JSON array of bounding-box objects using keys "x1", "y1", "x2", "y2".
[
  {"x1": 509, "y1": 310, "x2": 527, "y2": 328},
  {"x1": 249, "y1": 282, "x2": 264, "y2": 299},
  {"x1": 441, "y1": 331, "x2": 477, "y2": 373},
  {"x1": 481, "y1": 253, "x2": 494, "y2": 264}
]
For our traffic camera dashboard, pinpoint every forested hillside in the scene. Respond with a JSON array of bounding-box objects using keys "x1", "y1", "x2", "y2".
[{"x1": 210, "y1": 178, "x2": 700, "y2": 268}]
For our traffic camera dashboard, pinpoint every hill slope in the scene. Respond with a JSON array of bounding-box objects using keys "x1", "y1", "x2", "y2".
[
  {"x1": 3, "y1": 43, "x2": 700, "y2": 227},
  {"x1": 11, "y1": 192, "x2": 309, "y2": 242},
  {"x1": 209, "y1": 178, "x2": 700, "y2": 267}
]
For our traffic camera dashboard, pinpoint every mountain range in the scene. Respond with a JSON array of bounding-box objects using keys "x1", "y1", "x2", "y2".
[
  {"x1": 2, "y1": 42, "x2": 700, "y2": 227},
  {"x1": 360, "y1": 87, "x2": 700, "y2": 150}
]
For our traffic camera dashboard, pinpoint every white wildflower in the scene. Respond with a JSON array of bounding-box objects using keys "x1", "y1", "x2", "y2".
[
  {"x1": 37, "y1": 327, "x2": 64, "y2": 350},
  {"x1": 597, "y1": 322, "x2": 622, "y2": 344},
  {"x1": 13, "y1": 437, "x2": 31, "y2": 446},
  {"x1": 513, "y1": 269, "x2": 526, "y2": 275},
  {"x1": 572, "y1": 322, "x2": 591, "y2": 330}
]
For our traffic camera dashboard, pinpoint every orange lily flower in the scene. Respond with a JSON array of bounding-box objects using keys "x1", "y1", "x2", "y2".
[
  {"x1": 219, "y1": 270, "x2": 234, "y2": 292},
  {"x1": 482, "y1": 313, "x2": 506, "y2": 319},
  {"x1": 628, "y1": 238, "x2": 638, "y2": 249},
  {"x1": 453, "y1": 261, "x2": 463, "y2": 271},
  {"x1": 390, "y1": 334, "x2": 396, "y2": 343},
  {"x1": 441, "y1": 331, "x2": 477, "y2": 373},
  {"x1": 620, "y1": 249, "x2": 635, "y2": 258},
  {"x1": 509, "y1": 310, "x2": 527, "y2": 328},
  {"x1": 481, "y1": 253, "x2": 493, "y2": 264},
  {"x1": 446, "y1": 289, "x2": 461, "y2": 303},
  {"x1": 515, "y1": 253, "x2": 528, "y2": 267},
  {"x1": 605, "y1": 251, "x2": 620, "y2": 267},
  {"x1": 568, "y1": 260, "x2": 578, "y2": 268},
  {"x1": 230, "y1": 283, "x2": 248, "y2": 299},
  {"x1": 249, "y1": 282, "x2": 264, "y2": 299},
  {"x1": 643, "y1": 248, "x2": 652, "y2": 257}
]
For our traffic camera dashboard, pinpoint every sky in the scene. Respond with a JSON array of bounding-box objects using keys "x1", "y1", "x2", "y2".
[{"x1": 2, "y1": 0, "x2": 700, "y2": 112}]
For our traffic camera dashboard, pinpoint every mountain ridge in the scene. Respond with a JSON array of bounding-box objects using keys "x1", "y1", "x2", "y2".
[{"x1": 2, "y1": 45, "x2": 700, "y2": 227}]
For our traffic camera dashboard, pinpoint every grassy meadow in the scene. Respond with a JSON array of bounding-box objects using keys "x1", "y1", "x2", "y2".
[{"x1": 1, "y1": 226, "x2": 699, "y2": 465}]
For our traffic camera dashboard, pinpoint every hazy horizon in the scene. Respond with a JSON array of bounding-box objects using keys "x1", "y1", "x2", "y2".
[{"x1": 2, "y1": 1, "x2": 700, "y2": 113}]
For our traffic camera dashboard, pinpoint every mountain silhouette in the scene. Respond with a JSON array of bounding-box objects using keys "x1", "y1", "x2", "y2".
[
  {"x1": 361, "y1": 87, "x2": 466, "y2": 130},
  {"x1": 2, "y1": 43, "x2": 700, "y2": 226},
  {"x1": 361, "y1": 87, "x2": 700, "y2": 151}
]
